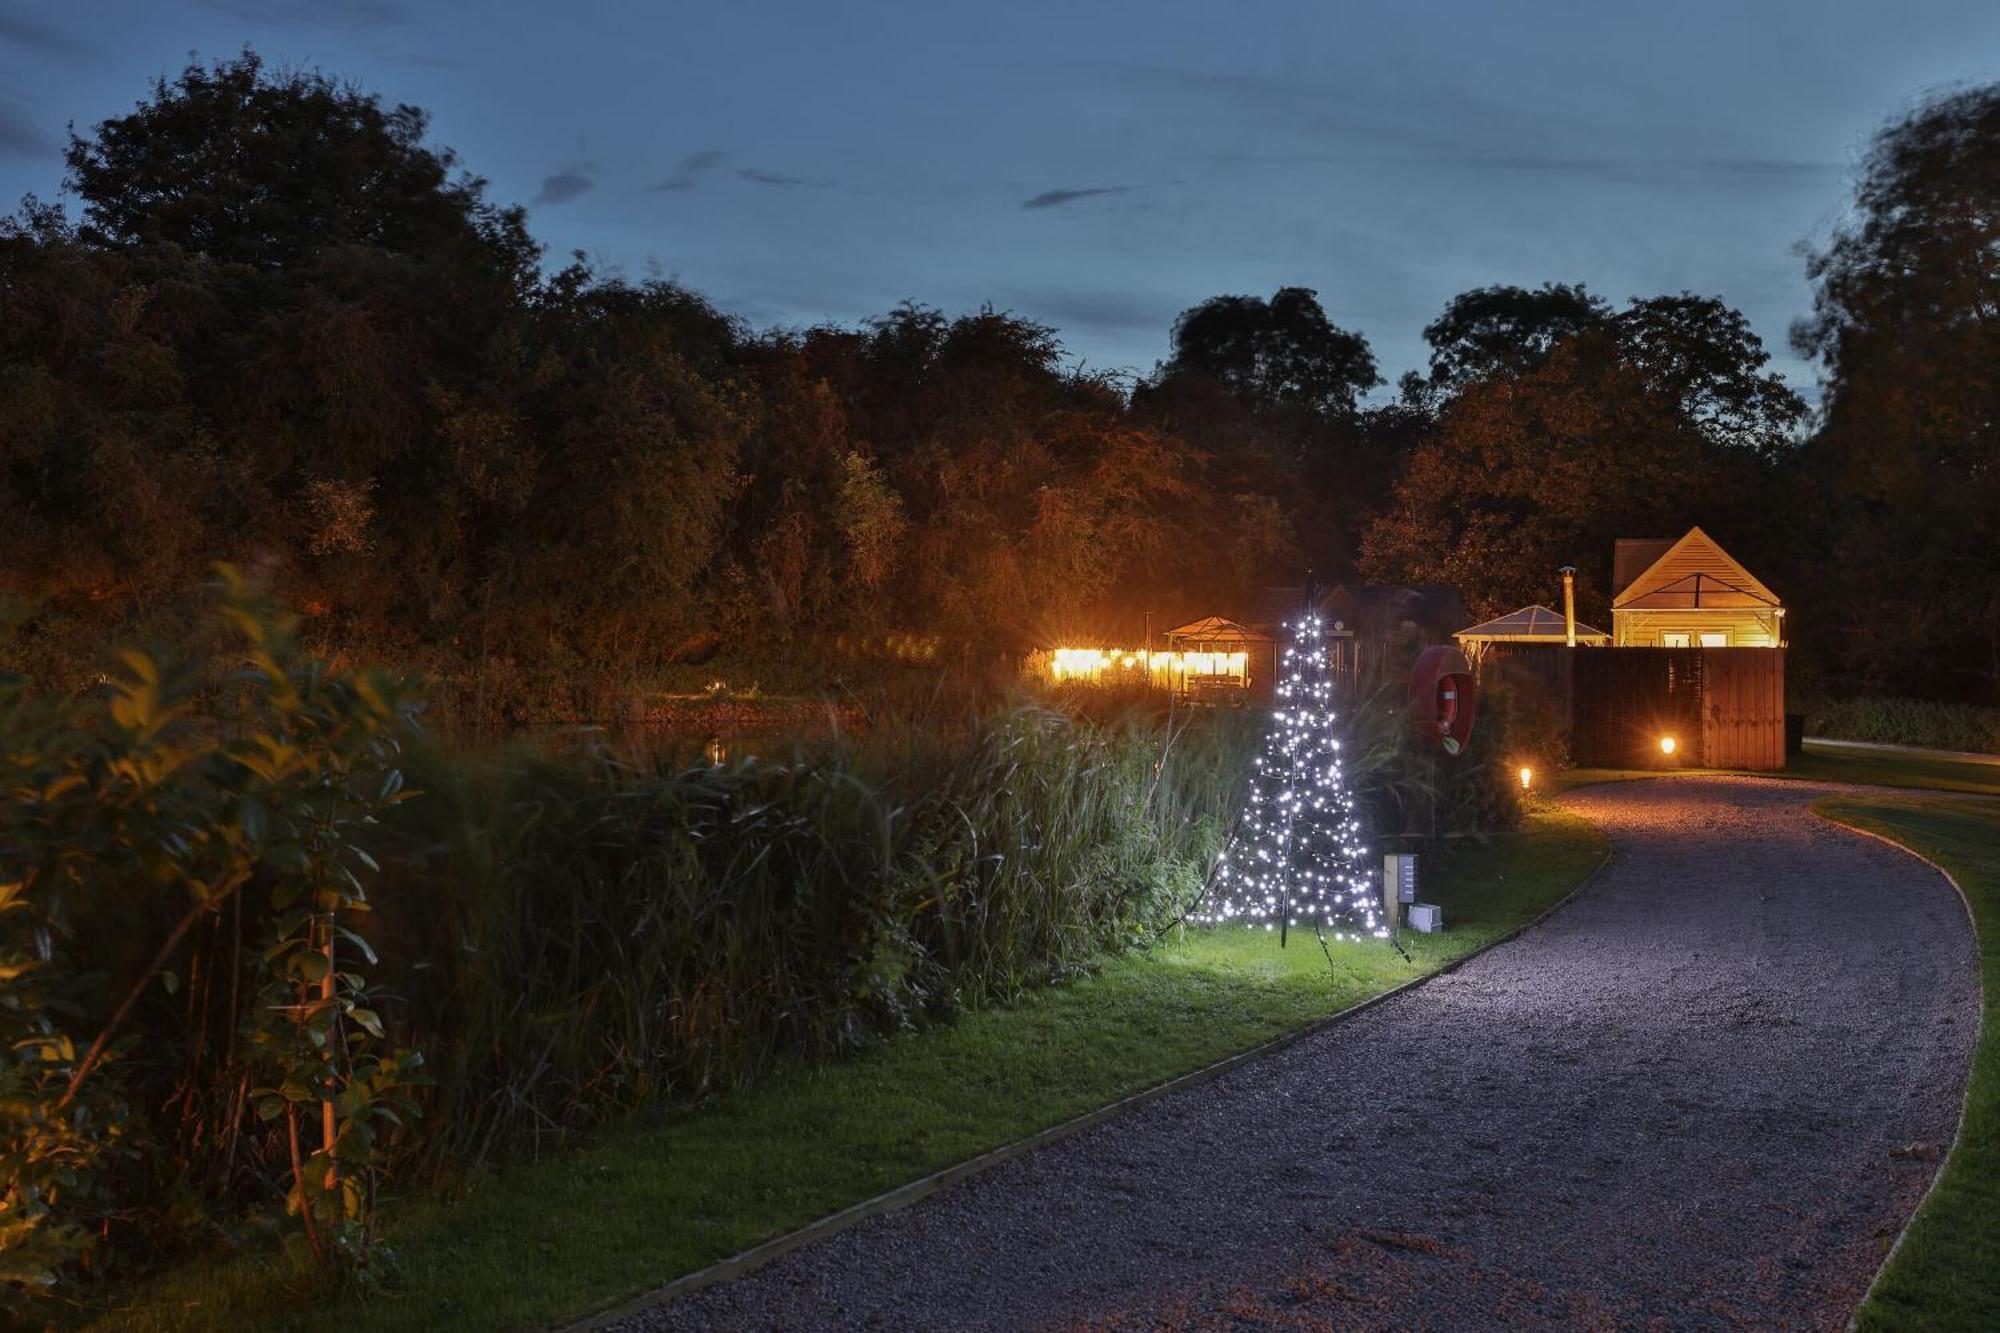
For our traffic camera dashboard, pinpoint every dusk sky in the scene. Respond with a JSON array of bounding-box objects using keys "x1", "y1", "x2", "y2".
[{"x1": 4, "y1": 1, "x2": 1997, "y2": 396}]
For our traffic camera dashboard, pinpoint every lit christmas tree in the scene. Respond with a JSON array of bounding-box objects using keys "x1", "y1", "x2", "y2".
[{"x1": 1198, "y1": 608, "x2": 1381, "y2": 943}]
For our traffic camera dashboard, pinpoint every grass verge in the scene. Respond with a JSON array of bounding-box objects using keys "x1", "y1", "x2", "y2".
[
  {"x1": 1815, "y1": 795, "x2": 1999, "y2": 1332},
  {"x1": 94, "y1": 809, "x2": 1605, "y2": 1333},
  {"x1": 1555, "y1": 743, "x2": 2000, "y2": 799}
]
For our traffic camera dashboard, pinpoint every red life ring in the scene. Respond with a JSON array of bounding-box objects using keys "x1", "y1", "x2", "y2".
[{"x1": 1409, "y1": 645, "x2": 1478, "y2": 756}]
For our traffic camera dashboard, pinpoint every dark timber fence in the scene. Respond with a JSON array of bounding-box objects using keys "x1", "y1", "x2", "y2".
[{"x1": 1569, "y1": 647, "x2": 1785, "y2": 770}]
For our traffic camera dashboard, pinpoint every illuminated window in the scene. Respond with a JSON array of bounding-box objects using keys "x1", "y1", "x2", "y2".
[
  {"x1": 1662, "y1": 632, "x2": 1690, "y2": 648},
  {"x1": 1699, "y1": 632, "x2": 1727, "y2": 647}
]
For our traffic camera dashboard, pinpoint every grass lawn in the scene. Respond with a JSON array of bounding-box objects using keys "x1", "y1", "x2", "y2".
[
  {"x1": 95, "y1": 809, "x2": 1606, "y2": 1333},
  {"x1": 1557, "y1": 742, "x2": 2000, "y2": 799},
  {"x1": 1814, "y1": 795, "x2": 2000, "y2": 1332}
]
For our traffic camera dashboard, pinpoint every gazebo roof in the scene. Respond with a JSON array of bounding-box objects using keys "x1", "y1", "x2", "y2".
[
  {"x1": 1453, "y1": 604, "x2": 1609, "y2": 645},
  {"x1": 1164, "y1": 615, "x2": 1271, "y2": 644}
]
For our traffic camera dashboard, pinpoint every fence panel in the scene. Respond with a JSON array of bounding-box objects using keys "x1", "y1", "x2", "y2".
[
  {"x1": 1700, "y1": 648, "x2": 1785, "y2": 770},
  {"x1": 1570, "y1": 648, "x2": 1704, "y2": 768}
]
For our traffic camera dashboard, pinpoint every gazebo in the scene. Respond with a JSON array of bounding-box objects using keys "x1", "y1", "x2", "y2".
[
  {"x1": 1453, "y1": 604, "x2": 1608, "y2": 668},
  {"x1": 1163, "y1": 616, "x2": 1274, "y2": 695}
]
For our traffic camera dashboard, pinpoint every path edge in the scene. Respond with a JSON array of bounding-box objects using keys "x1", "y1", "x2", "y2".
[
  {"x1": 559, "y1": 833, "x2": 1617, "y2": 1333},
  {"x1": 1813, "y1": 804, "x2": 1986, "y2": 1332}
]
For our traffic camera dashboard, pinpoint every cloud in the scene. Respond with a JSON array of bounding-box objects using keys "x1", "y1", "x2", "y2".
[
  {"x1": 532, "y1": 164, "x2": 596, "y2": 206},
  {"x1": 0, "y1": 13, "x2": 92, "y2": 57},
  {"x1": 0, "y1": 96, "x2": 53, "y2": 160},
  {"x1": 654, "y1": 150, "x2": 727, "y2": 191},
  {"x1": 1007, "y1": 288, "x2": 1169, "y2": 337},
  {"x1": 196, "y1": 0, "x2": 409, "y2": 25},
  {"x1": 738, "y1": 167, "x2": 830, "y2": 188},
  {"x1": 1022, "y1": 185, "x2": 1136, "y2": 210}
]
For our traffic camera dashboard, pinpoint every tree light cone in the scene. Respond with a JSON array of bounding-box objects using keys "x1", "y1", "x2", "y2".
[{"x1": 1199, "y1": 613, "x2": 1379, "y2": 939}]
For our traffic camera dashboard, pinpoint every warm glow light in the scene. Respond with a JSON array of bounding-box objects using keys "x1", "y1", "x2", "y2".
[
  {"x1": 1518, "y1": 765, "x2": 1533, "y2": 790},
  {"x1": 1659, "y1": 735, "x2": 1677, "y2": 755},
  {"x1": 1044, "y1": 646, "x2": 1249, "y2": 687}
]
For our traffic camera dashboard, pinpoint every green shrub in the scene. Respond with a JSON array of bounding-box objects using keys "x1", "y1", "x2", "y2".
[
  {"x1": 1806, "y1": 696, "x2": 2000, "y2": 754},
  {"x1": 0, "y1": 584, "x2": 1257, "y2": 1307},
  {"x1": 0, "y1": 571, "x2": 424, "y2": 1313}
]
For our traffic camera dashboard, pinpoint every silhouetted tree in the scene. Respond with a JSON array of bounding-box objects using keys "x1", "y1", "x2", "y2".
[
  {"x1": 1404, "y1": 281, "x2": 1608, "y2": 403},
  {"x1": 1794, "y1": 83, "x2": 2000, "y2": 699},
  {"x1": 1159, "y1": 287, "x2": 1380, "y2": 417},
  {"x1": 1362, "y1": 328, "x2": 1766, "y2": 619},
  {"x1": 1614, "y1": 294, "x2": 1805, "y2": 457},
  {"x1": 66, "y1": 51, "x2": 537, "y2": 285}
]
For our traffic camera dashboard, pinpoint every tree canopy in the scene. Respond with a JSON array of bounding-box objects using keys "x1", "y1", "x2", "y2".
[
  {"x1": 3, "y1": 54, "x2": 1996, "y2": 713},
  {"x1": 1158, "y1": 287, "x2": 1381, "y2": 417},
  {"x1": 1791, "y1": 83, "x2": 2000, "y2": 696}
]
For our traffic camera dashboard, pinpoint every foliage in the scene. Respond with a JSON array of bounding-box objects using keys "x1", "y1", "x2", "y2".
[
  {"x1": 0, "y1": 572, "x2": 422, "y2": 1314},
  {"x1": 64, "y1": 51, "x2": 538, "y2": 283},
  {"x1": 1157, "y1": 286, "x2": 1381, "y2": 418},
  {"x1": 1793, "y1": 84, "x2": 2000, "y2": 701},
  {"x1": 1361, "y1": 335, "x2": 1754, "y2": 622},
  {"x1": 1404, "y1": 281, "x2": 1610, "y2": 404},
  {"x1": 372, "y1": 700, "x2": 1252, "y2": 1172},
  {"x1": 1804, "y1": 696, "x2": 2000, "y2": 755},
  {"x1": 2, "y1": 577, "x2": 1263, "y2": 1306},
  {"x1": 96, "y1": 812, "x2": 1608, "y2": 1333}
]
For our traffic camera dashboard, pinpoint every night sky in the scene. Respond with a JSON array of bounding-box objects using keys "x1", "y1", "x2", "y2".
[{"x1": 4, "y1": 1, "x2": 1997, "y2": 395}]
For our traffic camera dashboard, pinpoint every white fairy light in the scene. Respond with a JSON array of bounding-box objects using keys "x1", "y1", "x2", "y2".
[{"x1": 1197, "y1": 612, "x2": 1381, "y2": 941}]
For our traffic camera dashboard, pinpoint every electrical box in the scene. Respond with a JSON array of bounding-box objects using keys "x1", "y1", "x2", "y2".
[
  {"x1": 1384, "y1": 853, "x2": 1418, "y2": 904},
  {"x1": 1409, "y1": 903, "x2": 1444, "y2": 933}
]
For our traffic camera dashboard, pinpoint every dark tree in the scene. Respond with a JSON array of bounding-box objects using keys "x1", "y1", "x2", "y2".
[
  {"x1": 1409, "y1": 281, "x2": 1609, "y2": 401},
  {"x1": 1793, "y1": 83, "x2": 2000, "y2": 698},
  {"x1": 1362, "y1": 328, "x2": 1767, "y2": 620},
  {"x1": 1613, "y1": 294, "x2": 1806, "y2": 456},
  {"x1": 1160, "y1": 287, "x2": 1380, "y2": 417},
  {"x1": 65, "y1": 51, "x2": 537, "y2": 284}
]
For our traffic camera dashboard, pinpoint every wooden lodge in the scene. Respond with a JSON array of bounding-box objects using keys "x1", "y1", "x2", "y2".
[
  {"x1": 1610, "y1": 526, "x2": 1785, "y2": 648},
  {"x1": 1450, "y1": 527, "x2": 1788, "y2": 770}
]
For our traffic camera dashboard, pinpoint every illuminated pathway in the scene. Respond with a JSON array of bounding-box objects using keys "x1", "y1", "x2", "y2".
[{"x1": 617, "y1": 778, "x2": 1977, "y2": 1332}]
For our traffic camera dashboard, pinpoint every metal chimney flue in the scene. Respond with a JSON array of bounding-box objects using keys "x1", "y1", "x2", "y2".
[{"x1": 1559, "y1": 565, "x2": 1578, "y2": 648}]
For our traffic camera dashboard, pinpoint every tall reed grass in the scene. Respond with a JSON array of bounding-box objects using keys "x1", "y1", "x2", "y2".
[{"x1": 363, "y1": 703, "x2": 1257, "y2": 1174}]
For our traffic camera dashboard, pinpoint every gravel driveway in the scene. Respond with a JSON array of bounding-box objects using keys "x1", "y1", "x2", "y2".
[{"x1": 615, "y1": 778, "x2": 1980, "y2": 1331}]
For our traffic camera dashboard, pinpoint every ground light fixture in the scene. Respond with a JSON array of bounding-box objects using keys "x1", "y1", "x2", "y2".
[
  {"x1": 1659, "y1": 735, "x2": 1678, "y2": 756},
  {"x1": 1518, "y1": 765, "x2": 1533, "y2": 790}
]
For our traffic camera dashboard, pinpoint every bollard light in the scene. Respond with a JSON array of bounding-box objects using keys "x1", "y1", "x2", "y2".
[
  {"x1": 1518, "y1": 765, "x2": 1533, "y2": 790},
  {"x1": 1659, "y1": 735, "x2": 1677, "y2": 756}
]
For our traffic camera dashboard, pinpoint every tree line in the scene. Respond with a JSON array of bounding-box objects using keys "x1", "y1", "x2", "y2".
[{"x1": 3, "y1": 53, "x2": 1995, "y2": 717}]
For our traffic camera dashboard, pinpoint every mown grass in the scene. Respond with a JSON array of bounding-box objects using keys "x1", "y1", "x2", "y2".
[
  {"x1": 1555, "y1": 742, "x2": 2000, "y2": 798},
  {"x1": 1813, "y1": 796, "x2": 2000, "y2": 1332},
  {"x1": 94, "y1": 809, "x2": 1606, "y2": 1333}
]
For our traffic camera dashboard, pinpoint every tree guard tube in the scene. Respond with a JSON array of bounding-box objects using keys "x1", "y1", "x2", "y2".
[{"x1": 1409, "y1": 644, "x2": 1477, "y2": 756}]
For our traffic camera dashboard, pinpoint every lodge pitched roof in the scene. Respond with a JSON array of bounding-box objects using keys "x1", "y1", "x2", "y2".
[{"x1": 1611, "y1": 526, "x2": 1780, "y2": 611}]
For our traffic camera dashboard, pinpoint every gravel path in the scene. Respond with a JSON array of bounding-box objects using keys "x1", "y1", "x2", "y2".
[{"x1": 616, "y1": 778, "x2": 1980, "y2": 1332}]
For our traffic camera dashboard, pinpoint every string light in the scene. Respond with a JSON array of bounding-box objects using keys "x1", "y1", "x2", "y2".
[{"x1": 1197, "y1": 613, "x2": 1381, "y2": 941}]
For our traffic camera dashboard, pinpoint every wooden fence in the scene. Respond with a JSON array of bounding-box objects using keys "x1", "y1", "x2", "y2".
[{"x1": 1569, "y1": 647, "x2": 1784, "y2": 770}]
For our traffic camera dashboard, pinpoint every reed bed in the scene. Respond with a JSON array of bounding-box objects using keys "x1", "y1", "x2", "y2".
[{"x1": 365, "y1": 703, "x2": 1257, "y2": 1175}]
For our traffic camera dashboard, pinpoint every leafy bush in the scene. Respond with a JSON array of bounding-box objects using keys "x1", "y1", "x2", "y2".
[
  {"x1": 0, "y1": 581, "x2": 1254, "y2": 1309},
  {"x1": 1806, "y1": 697, "x2": 2000, "y2": 755},
  {"x1": 0, "y1": 572, "x2": 424, "y2": 1313}
]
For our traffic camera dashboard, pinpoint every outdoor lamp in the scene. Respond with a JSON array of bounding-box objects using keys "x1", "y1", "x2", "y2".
[
  {"x1": 1518, "y1": 766, "x2": 1533, "y2": 790},
  {"x1": 1659, "y1": 735, "x2": 1677, "y2": 756}
]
